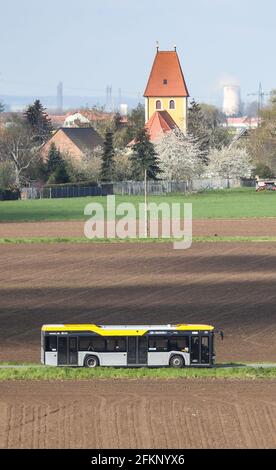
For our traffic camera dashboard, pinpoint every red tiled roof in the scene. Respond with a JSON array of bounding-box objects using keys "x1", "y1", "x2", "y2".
[
  {"x1": 81, "y1": 110, "x2": 113, "y2": 121},
  {"x1": 144, "y1": 51, "x2": 189, "y2": 97},
  {"x1": 128, "y1": 110, "x2": 177, "y2": 146},
  {"x1": 227, "y1": 116, "x2": 259, "y2": 125},
  {"x1": 146, "y1": 110, "x2": 178, "y2": 140},
  {"x1": 49, "y1": 115, "x2": 67, "y2": 126}
]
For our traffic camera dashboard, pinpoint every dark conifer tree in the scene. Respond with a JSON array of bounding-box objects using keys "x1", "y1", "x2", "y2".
[
  {"x1": 188, "y1": 99, "x2": 210, "y2": 163},
  {"x1": 131, "y1": 128, "x2": 161, "y2": 180},
  {"x1": 113, "y1": 112, "x2": 122, "y2": 131},
  {"x1": 53, "y1": 159, "x2": 70, "y2": 184},
  {"x1": 46, "y1": 143, "x2": 63, "y2": 177},
  {"x1": 24, "y1": 99, "x2": 53, "y2": 144},
  {"x1": 101, "y1": 130, "x2": 115, "y2": 181}
]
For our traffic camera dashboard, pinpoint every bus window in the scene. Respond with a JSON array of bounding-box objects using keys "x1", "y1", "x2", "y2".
[
  {"x1": 79, "y1": 337, "x2": 91, "y2": 351},
  {"x1": 169, "y1": 336, "x2": 188, "y2": 351},
  {"x1": 148, "y1": 336, "x2": 168, "y2": 351},
  {"x1": 106, "y1": 337, "x2": 126, "y2": 352},
  {"x1": 92, "y1": 338, "x2": 106, "y2": 351},
  {"x1": 45, "y1": 335, "x2": 57, "y2": 352},
  {"x1": 79, "y1": 336, "x2": 105, "y2": 352}
]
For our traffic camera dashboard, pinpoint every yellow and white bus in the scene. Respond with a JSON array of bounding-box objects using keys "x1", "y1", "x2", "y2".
[{"x1": 41, "y1": 323, "x2": 216, "y2": 368}]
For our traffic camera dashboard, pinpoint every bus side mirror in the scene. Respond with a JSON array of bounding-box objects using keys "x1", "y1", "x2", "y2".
[{"x1": 215, "y1": 329, "x2": 224, "y2": 340}]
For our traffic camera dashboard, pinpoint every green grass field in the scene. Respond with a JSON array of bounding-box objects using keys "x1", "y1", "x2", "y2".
[
  {"x1": 0, "y1": 364, "x2": 275, "y2": 381},
  {"x1": 1, "y1": 235, "x2": 276, "y2": 244},
  {"x1": 1, "y1": 188, "x2": 276, "y2": 223}
]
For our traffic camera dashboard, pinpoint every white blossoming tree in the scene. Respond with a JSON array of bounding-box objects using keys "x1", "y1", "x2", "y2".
[
  {"x1": 206, "y1": 146, "x2": 254, "y2": 184},
  {"x1": 155, "y1": 128, "x2": 205, "y2": 181}
]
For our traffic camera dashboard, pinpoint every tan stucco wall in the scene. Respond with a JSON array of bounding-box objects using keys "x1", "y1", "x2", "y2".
[{"x1": 147, "y1": 97, "x2": 188, "y2": 133}]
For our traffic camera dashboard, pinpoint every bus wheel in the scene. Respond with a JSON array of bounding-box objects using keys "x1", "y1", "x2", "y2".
[
  {"x1": 169, "y1": 355, "x2": 184, "y2": 368},
  {"x1": 84, "y1": 355, "x2": 99, "y2": 368}
]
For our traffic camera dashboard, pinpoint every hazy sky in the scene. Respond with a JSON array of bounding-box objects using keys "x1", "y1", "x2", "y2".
[{"x1": 0, "y1": 0, "x2": 275, "y2": 105}]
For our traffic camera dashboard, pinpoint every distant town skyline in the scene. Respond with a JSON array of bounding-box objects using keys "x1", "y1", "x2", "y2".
[{"x1": 0, "y1": 0, "x2": 275, "y2": 109}]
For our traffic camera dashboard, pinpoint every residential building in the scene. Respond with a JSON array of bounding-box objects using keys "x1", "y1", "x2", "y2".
[{"x1": 41, "y1": 127, "x2": 103, "y2": 161}]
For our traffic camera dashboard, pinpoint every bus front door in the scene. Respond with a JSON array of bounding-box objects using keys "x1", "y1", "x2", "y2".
[
  {"x1": 190, "y1": 336, "x2": 200, "y2": 364},
  {"x1": 127, "y1": 337, "x2": 148, "y2": 366},
  {"x1": 190, "y1": 335, "x2": 211, "y2": 365},
  {"x1": 200, "y1": 336, "x2": 210, "y2": 365},
  {"x1": 57, "y1": 336, "x2": 78, "y2": 366}
]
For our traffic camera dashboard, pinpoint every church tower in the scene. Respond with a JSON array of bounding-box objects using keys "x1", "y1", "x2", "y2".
[{"x1": 144, "y1": 45, "x2": 189, "y2": 133}]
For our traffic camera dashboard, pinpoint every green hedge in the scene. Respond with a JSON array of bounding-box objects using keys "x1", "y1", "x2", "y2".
[
  {"x1": 0, "y1": 189, "x2": 20, "y2": 201},
  {"x1": 44, "y1": 181, "x2": 99, "y2": 189}
]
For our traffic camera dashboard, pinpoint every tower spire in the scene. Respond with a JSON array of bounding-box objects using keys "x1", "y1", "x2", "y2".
[{"x1": 156, "y1": 41, "x2": 159, "y2": 52}]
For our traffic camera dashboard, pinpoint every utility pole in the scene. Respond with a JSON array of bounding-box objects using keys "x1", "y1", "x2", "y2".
[
  {"x1": 144, "y1": 169, "x2": 148, "y2": 238},
  {"x1": 118, "y1": 88, "x2": 122, "y2": 111},
  {"x1": 247, "y1": 82, "x2": 269, "y2": 123},
  {"x1": 105, "y1": 85, "x2": 112, "y2": 112}
]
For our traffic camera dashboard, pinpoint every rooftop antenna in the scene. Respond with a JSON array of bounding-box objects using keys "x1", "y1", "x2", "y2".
[
  {"x1": 156, "y1": 40, "x2": 159, "y2": 51},
  {"x1": 174, "y1": 44, "x2": 177, "y2": 51}
]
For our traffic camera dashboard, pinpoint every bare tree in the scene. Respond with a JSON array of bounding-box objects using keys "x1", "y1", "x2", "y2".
[
  {"x1": 0, "y1": 117, "x2": 39, "y2": 190},
  {"x1": 0, "y1": 161, "x2": 15, "y2": 188}
]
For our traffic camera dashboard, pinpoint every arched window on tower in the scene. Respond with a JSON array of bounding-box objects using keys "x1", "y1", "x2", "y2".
[
  {"x1": 156, "y1": 100, "x2": 162, "y2": 110},
  {"x1": 169, "y1": 100, "x2": 175, "y2": 110}
]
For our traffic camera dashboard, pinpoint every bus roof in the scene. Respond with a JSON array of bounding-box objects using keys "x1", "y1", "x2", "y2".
[{"x1": 42, "y1": 324, "x2": 215, "y2": 335}]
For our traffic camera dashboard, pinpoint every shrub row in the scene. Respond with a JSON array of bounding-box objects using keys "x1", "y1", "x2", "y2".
[{"x1": 0, "y1": 189, "x2": 20, "y2": 201}]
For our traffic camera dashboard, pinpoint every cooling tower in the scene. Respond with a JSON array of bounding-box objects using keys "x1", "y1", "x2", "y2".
[
  {"x1": 223, "y1": 85, "x2": 241, "y2": 116},
  {"x1": 120, "y1": 104, "x2": 128, "y2": 116}
]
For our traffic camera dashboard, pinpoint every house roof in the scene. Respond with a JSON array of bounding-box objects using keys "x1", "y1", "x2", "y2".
[
  {"x1": 64, "y1": 113, "x2": 90, "y2": 126},
  {"x1": 146, "y1": 110, "x2": 178, "y2": 141},
  {"x1": 128, "y1": 110, "x2": 177, "y2": 146},
  {"x1": 49, "y1": 114, "x2": 68, "y2": 127},
  {"x1": 60, "y1": 127, "x2": 103, "y2": 152},
  {"x1": 144, "y1": 50, "x2": 189, "y2": 97},
  {"x1": 226, "y1": 116, "x2": 259, "y2": 126}
]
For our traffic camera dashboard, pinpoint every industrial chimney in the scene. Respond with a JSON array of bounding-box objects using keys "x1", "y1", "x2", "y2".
[
  {"x1": 223, "y1": 85, "x2": 241, "y2": 117},
  {"x1": 57, "y1": 82, "x2": 63, "y2": 112},
  {"x1": 119, "y1": 104, "x2": 128, "y2": 116}
]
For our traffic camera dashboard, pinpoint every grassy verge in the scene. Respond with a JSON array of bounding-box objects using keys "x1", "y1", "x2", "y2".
[
  {"x1": 0, "y1": 365, "x2": 275, "y2": 381},
  {"x1": 1, "y1": 188, "x2": 276, "y2": 223},
  {"x1": 1, "y1": 236, "x2": 276, "y2": 244}
]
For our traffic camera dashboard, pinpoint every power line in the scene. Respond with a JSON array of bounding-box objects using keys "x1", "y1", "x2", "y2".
[
  {"x1": 247, "y1": 82, "x2": 269, "y2": 118},
  {"x1": 0, "y1": 77, "x2": 142, "y2": 98}
]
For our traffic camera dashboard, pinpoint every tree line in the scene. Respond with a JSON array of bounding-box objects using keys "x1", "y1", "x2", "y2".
[{"x1": 1, "y1": 94, "x2": 276, "y2": 196}]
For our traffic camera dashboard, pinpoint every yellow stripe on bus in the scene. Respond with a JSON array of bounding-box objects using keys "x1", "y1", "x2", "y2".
[
  {"x1": 177, "y1": 325, "x2": 214, "y2": 331},
  {"x1": 41, "y1": 325, "x2": 148, "y2": 336},
  {"x1": 42, "y1": 324, "x2": 214, "y2": 335}
]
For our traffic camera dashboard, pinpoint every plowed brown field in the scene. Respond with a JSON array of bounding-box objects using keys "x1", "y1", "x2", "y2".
[
  {"x1": 1, "y1": 217, "x2": 276, "y2": 237},
  {"x1": 0, "y1": 379, "x2": 275, "y2": 449},
  {"x1": 0, "y1": 242, "x2": 276, "y2": 363}
]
